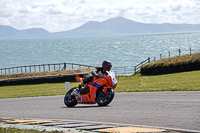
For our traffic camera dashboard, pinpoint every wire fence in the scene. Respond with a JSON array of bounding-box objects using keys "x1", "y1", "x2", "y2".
[
  {"x1": 118, "y1": 47, "x2": 200, "y2": 75},
  {"x1": 155, "y1": 47, "x2": 200, "y2": 61},
  {"x1": 0, "y1": 63, "x2": 94, "y2": 75},
  {"x1": 0, "y1": 63, "x2": 136, "y2": 76},
  {"x1": 112, "y1": 66, "x2": 135, "y2": 76}
]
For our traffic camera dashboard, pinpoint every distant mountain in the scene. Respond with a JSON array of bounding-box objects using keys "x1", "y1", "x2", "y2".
[
  {"x1": 0, "y1": 25, "x2": 18, "y2": 38},
  {"x1": 1, "y1": 17, "x2": 200, "y2": 38},
  {"x1": 0, "y1": 25, "x2": 50, "y2": 38},
  {"x1": 52, "y1": 17, "x2": 146, "y2": 37},
  {"x1": 53, "y1": 17, "x2": 200, "y2": 37}
]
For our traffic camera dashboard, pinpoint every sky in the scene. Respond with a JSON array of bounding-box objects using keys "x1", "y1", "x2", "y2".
[{"x1": 0, "y1": 0, "x2": 200, "y2": 33}]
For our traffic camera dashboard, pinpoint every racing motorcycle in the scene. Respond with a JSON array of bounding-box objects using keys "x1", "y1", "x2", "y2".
[{"x1": 64, "y1": 71, "x2": 117, "y2": 107}]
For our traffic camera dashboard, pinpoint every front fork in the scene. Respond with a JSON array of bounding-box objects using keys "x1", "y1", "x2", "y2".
[
  {"x1": 103, "y1": 87, "x2": 111, "y2": 94},
  {"x1": 97, "y1": 87, "x2": 112, "y2": 98},
  {"x1": 70, "y1": 88, "x2": 81, "y2": 96}
]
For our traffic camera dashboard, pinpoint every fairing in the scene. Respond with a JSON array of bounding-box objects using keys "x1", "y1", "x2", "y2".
[{"x1": 106, "y1": 71, "x2": 117, "y2": 88}]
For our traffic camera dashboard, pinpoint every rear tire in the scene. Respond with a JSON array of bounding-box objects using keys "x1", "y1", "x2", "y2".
[
  {"x1": 64, "y1": 88, "x2": 77, "y2": 107},
  {"x1": 97, "y1": 88, "x2": 114, "y2": 106}
]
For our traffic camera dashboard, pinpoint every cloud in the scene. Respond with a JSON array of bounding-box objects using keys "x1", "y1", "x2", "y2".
[
  {"x1": 0, "y1": 0, "x2": 199, "y2": 32},
  {"x1": 123, "y1": 0, "x2": 200, "y2": 24}
]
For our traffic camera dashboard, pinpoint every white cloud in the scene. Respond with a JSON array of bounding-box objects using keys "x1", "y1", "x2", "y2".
[{"x1": 0, "y1": 0, "x2": 199, "y2": 32}]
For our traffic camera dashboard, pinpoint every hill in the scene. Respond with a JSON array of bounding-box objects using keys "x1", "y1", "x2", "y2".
[
  {"x1": 141, "y1": 52, "x2": 200, "y2": 75},
  {"x1": 1, "y1": 17, "x2": 200, "y2": 38},
  {"x1": 0, "y1": 25, "x2": 50, "y2": 38},
  {"x1": 52, "y1": 17, "x2": 200, "y2": 37}
]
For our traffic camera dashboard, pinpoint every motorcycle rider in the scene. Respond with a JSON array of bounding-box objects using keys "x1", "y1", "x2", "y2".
[{"x1": 77, "y1": 60, "x2": 112, "y2": 94}]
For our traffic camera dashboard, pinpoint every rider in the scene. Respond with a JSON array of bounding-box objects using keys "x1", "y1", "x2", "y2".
[{"x1": 77, "y1": 60, "x2": 112, "y2": 93}]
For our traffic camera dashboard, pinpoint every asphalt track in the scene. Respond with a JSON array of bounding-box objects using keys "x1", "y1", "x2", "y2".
[{"x1": 0, "y1": 91, "x2": 200, "y2": 132}]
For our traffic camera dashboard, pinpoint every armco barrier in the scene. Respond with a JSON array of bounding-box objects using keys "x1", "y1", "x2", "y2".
[{"x1": 0, "y1": 73, "x2": 88, "y2": 86}]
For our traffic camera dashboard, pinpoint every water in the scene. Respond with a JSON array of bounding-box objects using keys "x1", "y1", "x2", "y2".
[{"x1": 0, "y1": 32, "x2": 200, "y2": 69}]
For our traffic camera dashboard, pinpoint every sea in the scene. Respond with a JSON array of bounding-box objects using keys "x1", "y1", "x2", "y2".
[{"x1": 0, "y1": 32, "x2": 200, "y2": 69}]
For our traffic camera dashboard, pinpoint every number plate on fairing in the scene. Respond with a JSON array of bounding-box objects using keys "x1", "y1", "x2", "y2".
[{"x1": 76, "y1": 97, "x2": 82, "y2": 102}]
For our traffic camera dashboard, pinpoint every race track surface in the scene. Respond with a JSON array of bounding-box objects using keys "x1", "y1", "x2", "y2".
[{"x1": 0, "y1": 91, "x2": 200, "y2": 131}]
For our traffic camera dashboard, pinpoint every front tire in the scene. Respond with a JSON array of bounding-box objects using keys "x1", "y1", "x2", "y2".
[
  {"x1": 97, "y1": 88, "x2": 114, "y2": 106},
  {"x1": 64, "y1": 88, "x2": 77, "y2": 107}
]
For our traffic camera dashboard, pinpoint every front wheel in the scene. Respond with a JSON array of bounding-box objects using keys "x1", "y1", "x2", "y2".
[
  {"x1": 97, "y1": 88, "x2": 114, "y2": 106},
  {"x1": 64, "y1": 88, "x2": 77, "y2": 107}
]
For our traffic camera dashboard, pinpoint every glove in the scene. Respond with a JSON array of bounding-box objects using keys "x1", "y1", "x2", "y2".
[{"x1": 94, "y1": 74, "x2": 100, "y2": 78}]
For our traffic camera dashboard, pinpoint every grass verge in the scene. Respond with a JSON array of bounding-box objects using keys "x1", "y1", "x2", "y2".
[
  {"x1": 0, "y1": 82, "x2": 77, "y2": 99},
  {"x1": 143, "y1": 52, "x2": 200, "y2": 68},
  {"x1": 116, "y1": 70, "x2": 200, "y2": 92},
  {"x1": 1, "y1": 70, "x2": 200, "y2": 99},
  {"x1": 0, "y1": 68, "x2": 92, "y2": 80}
]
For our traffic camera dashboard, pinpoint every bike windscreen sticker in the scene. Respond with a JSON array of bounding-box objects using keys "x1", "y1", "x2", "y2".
[
  {"x1": 110, "y1": 75, "x2": 117, "y2": 85},
  {"x1": 107, "y1": 71, "x2": 117, "y2": 85}
]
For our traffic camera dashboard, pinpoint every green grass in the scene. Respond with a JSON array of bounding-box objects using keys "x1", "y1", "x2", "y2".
[
  {"x1": 1, "y1": 70, "x2": 200, "y2": 99},
  {"x1": 116, "y1": 70, "x2": 200, "y2": 92},
  {"x1": 0, "y1": 82, "x2": 77, "y2": 99}
]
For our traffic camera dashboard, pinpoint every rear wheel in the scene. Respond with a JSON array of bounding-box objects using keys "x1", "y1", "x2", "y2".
[
  {"x1": 64, "y1": 88, "x2": 77, "y2": 107},
  {"x1": 97, "y1": 88, "x2": 114, "y2": 106}
]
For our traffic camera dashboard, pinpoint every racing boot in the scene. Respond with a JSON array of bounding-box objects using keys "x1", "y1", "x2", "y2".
[{"x1": 76, "y1": 81, "x2": 84, "y2": 94}]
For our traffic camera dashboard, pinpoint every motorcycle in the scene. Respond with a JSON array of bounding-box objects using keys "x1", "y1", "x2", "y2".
[{"x1": 64, "y1": 71, "x2": 117, "y2": 107}]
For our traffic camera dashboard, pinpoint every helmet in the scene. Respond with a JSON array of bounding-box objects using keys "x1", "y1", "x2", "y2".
[{"x1": 102, "y1": 60, "x2": 112, "y2": 71}]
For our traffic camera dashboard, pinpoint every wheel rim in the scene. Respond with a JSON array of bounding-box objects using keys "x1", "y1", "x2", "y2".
[
  {"x1": 98, "y1": 90, "x2": 112, "y2": 103},
  {"x1": 65, "y1": 94, "x2": 75, "y2": 103},
  {"x1": 65, "y1": 90, "x2": 76, "y2": 103}
]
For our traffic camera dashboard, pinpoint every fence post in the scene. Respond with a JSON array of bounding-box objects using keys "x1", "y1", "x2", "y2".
[
  {"x1": 63, "y1": 63, "x2": 66, "y2": 70},
  {"x1": 134, "y1": 66, "x2": 136, "y2": 73},
  {"x1": 179, "y1": 49, "x2": 181, "y2": 56},
  {"x1": 168, "y1": 51, "x2": 170, "y2": 58},
  {"x1": 148, "y1": 57, "x2": 150, "y2": 63},
  {"x1": 190, "y1": 47, "x2": 191, "y2": 55},
  {"x1": 43, "y1": 65, "x2": 45, "y2": 71},
  {"x1": 48, "y1": 64, "x2": 50, "y2": 71},
  {"x1": 124, "y1": 67, "x2": 126, "y2": 75},
  {"x1": 160, "y1": 54, "x2": 162, "y2": 59}
]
